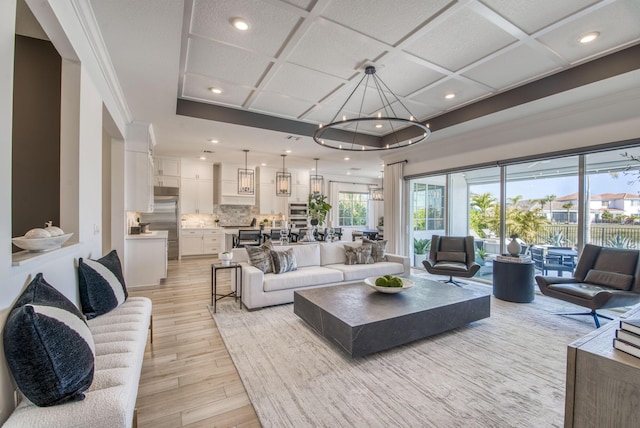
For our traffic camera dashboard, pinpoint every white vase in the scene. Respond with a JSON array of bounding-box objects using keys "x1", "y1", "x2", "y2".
[{"x1": 507, "y1": 238, "x2": 521, "y2": 256}]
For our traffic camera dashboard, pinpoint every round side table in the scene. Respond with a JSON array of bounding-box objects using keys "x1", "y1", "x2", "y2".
[{"x1": 492, "y1": 260, "x2": 535, "y2": 303}]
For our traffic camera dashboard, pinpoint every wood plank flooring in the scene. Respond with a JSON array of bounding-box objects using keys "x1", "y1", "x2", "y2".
[{"x1": 128, "y1": 257, "x2": 260, "y2": 428}]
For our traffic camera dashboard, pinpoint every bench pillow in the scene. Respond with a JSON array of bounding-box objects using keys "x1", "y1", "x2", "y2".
[
  {"x1": 271, "y1": 248, "x2": 297, "y2": 274},
  {"x1": 584, "y1": 269, "x2": 634, "y2": 291},
  {"x1": 78, "y1": 250, "x2": 128, "y2": 319},
  {"x1": 3, "y1": 273, "x2": 95, "y2": 407}
]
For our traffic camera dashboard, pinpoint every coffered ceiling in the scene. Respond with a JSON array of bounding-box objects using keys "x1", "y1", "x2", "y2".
[{"x1": 87, "y1": 0, "x2": 640, "y2": 177}]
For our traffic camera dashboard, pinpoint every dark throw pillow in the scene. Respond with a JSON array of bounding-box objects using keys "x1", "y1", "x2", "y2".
[
  {"x1": 246, "y1": 241, "x2": 275, "y2": 273},
  {"x1": 78, "y1": 249, "x2": 127, "y2": 319},
  {"x1": 3, "y1": 273, "x2": 95, "y2": 407},
  {"x1": 344, "y1": 244, "x2": 374, "y2": 265},
  {"x1": 271, "y1": 248, "x2": 297, "y2": 274}
]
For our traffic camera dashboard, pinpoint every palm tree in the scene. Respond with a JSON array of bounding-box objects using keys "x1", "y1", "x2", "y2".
[
  {"x1": 542, "y1": 194, "x2": 556, "y2": 221},
  {"x1": 470, "y1": 193, "x2": 497, "y2": 237},
  {"x1": 562, "y1": 202, "x2": 574, "y2": 223}
]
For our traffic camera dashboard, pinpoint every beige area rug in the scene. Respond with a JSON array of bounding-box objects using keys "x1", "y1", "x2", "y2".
[{"x1": 212, "y1": 281, "x2": 601, "y2": 428}]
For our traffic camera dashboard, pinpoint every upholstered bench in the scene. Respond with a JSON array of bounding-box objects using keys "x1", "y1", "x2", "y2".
[
  {"x1": 3, "y1": 251, "x2": 152, "y2": 428},
  {"x1": 3, "y1": 297, "x2": 152, "y2": 428}
]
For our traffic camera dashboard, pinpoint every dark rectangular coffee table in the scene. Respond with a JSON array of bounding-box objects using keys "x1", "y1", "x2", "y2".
[{"x1": 293, "y1": 276, "x2": 491, "y2": 357}]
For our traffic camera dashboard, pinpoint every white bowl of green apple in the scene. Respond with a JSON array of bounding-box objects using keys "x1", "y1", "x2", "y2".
[{"x1": 364, "y1": 275, "x2": 414, "y2": 294}]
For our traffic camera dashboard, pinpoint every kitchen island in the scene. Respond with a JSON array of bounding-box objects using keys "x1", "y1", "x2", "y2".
[{"x1": 125, "y1": 230, "x2": 168, "y2": 286}]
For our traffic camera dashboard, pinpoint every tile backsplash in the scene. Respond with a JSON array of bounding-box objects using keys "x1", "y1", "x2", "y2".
[{"x1": 181, "y1": 205, "x2": 274, "y2": 228}]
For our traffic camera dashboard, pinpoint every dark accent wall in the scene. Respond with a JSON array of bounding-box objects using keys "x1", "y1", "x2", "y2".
[{"x1": 12, "y1": 35, "x2": 61, "y2": 251}]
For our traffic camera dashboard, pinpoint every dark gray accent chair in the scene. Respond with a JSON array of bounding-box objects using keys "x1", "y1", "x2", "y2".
[
  {"x1": 422, "y1": 235, "x2": 480, "y2": 286},
  {"x1": 535, "y1": 244, "x2": 640, "y2": 328}
]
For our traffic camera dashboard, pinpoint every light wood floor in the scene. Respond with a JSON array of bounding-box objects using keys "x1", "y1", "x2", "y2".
[{"x1": 128, "y1": 257, "x2": 260, "y2": 428}]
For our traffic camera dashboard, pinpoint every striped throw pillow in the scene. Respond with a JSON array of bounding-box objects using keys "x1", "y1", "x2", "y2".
[
  {"x1": 78, "y1": 250, "x2": 127, "y2": 319},
  {"x1": 271, "y1": 248, "x2": 297, "y2": 274},
  {"x1": 3, "y1": 273, "x2": 95, "y2": 407}
]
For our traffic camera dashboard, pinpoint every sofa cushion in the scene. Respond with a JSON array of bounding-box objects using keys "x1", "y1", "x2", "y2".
[
  {"x1": 320, "y1": 242, "x2": 351, "y2": 265},
  {"x1": 78, "y1": 250, "x2": 128, "y2": 319},
  {"x1": 289, "y1": 243, "x2": 321, "y2": 267},
  {"x1": 363, "y1": 238, "x2": 388, "y2": 262},
  {"x1": 326, "y1": 261, "x2": 405, "y2": 281},
  {"x1": 344, "y1": 244, "x2": 373, "y2": 265},
  {"x1": 263, "y1": 266, "x2": 344, "y2": 292},
  {"x1": 3, "y1": 274, "x2": 95, "y2": 407},
  {"x1": 584, "y1": 269, "x2": 633, "y2": 291},
  {"x1": 246, "y1": 241, "x2": 274, "y2": 273},
  {"x1": 437, "y1": 251, "x2": 466, "y2": 263},
  {"x1": 271, "y1": 248, "x2": 297, "y2": 274}
]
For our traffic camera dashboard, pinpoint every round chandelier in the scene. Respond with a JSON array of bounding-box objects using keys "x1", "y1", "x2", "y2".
[{"x1": 313, "y1": 65, "x2": 430, "y2": 151}]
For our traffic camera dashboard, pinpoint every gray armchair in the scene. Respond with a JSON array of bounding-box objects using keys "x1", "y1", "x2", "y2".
[
  {"x1": 535, "y1": 244, "x2": 640, "y2": 327},
  {"x1": 422, "y1": 235, "x2": 480, "y2": 286}
]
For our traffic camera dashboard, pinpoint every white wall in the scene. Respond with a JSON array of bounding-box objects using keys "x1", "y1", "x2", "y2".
[{"x1": 0, "y1": 0, "x2": 128, "y2": 423}]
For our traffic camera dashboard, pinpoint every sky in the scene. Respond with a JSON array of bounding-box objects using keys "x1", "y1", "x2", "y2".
[{"x1": 471, "y1": 172, "x2": 640, "y2": 201}]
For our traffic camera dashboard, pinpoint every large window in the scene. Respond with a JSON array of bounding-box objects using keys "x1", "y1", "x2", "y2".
[
  {"x1": 412, "y1": 183, "x2": 445, "y2": 231},
  {"x1": 338, "y1": 192, "x2": 368, "y2": 226}
]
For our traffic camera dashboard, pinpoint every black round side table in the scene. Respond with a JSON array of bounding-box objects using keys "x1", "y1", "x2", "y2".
[{"x1": 492, "y1": 260, "x2": 535, "y2": 303}]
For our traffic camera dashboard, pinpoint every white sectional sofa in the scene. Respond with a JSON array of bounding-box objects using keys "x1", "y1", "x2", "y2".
[
  {"x1": 3, "y1": 297, "x2": 152, "y2": 428},
  {"x1": 232, "y1": 241, "x2": 410, "y2": 310}
]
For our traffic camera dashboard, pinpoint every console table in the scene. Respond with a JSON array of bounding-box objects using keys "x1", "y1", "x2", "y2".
[{"x1": 565, "y1": 305, "x2": 640, "y2": 427}]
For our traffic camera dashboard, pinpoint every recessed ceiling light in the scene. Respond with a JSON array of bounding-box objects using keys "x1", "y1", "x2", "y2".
[
  {"x1": 199, "y1": 156, "x2": 206, "y2": 160},
  {"x1": 209, "y1": 139, "x2": 219, "y2": 144},
  {"x1": 231, "y1": 18, "x2": 249, "y2": 31},
  {"x1": 445, "y1": 93, "x2": 455, "y2": 100},
  {"x1": 579, "y1": 31, "x2": 600, "y2": 44},
  {"x1": 375, "y1": 124, "x2": 383, "y2": 128},
  {"x1": 344, "y1": 157, "x2": 350, "y2": 161},
  {"x1": 285, "y1": 150, "x2": 292, "y2": 153},
  {"x1": 261, "y1": 162, "x2": 267, "y2": 166},
  {"x1": 346, "y1": 172, "x2": 351, "y2": 175},
  {"x1": 209, "y1": 87, "x2": 222, "y2": 94}
]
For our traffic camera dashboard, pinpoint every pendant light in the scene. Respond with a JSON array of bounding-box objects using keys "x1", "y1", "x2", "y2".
[
  {"x1": 310, "y1": 158, "x2": 324, "y2": 195},
  {"x1": 370, "y1": 170, "x2": 384, "y2": 201},
  {"x1": 276, "y1": 154, "x2": 291, "y2": 197},
  {"x1": 238, "y1": 149, "x2": 254, "y2": 195}
]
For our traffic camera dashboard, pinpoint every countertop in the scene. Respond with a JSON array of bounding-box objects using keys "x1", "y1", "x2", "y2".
[{"x1": 126, "y1": 230, "x2": 168, "y2": 240}]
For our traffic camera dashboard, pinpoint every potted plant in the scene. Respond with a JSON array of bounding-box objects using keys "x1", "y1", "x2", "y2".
[
  {"x1": 475, "y1": 248, "x2": 488, "y2": 266},
  {"x1": 308, "y1": 193, "x2": 332, "y2": 227},
  {"x1": 214, "y1": 218, "x2": 220, "y2": 228},
  {"x1": 413, "y1": 238, "x2": 431, "y2": 267}
]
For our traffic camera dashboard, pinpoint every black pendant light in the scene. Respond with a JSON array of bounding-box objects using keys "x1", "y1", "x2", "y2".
[
  {"x1": 238, "y1": 149, "x2": 254, "y2": 195},
  {"x1": 275, "y1": 154, "x2": 291, "y2": 197},
  {"x1": 310, "y1": 158, "x2": 324, "y2": 195}
]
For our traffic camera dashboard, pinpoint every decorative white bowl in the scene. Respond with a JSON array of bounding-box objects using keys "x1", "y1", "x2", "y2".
[
  {"x1": 218, "y1": 252, "x2": 233, "y2": 265},
  {"x1": 12, "y1": 233, "x2": 73, "y2": 252},
  {"x1": 364, "y1": 276, "x2": 414, "y2": 294}
]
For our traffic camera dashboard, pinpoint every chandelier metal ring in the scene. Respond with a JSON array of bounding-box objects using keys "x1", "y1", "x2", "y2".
[{"x1": 312, "y1": 65, "x2": 431, "y2": 151}]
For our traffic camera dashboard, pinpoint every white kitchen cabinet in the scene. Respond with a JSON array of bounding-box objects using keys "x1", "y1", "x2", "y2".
[
  {"x1": 292, "y1": 169, "x2": 310, "y2": 203},
  {"x1": 154, "y1": 175, "x2": 180, "y2": 188},
  {"x1": 214, "y1": 163, "x2": 255, "y2": 205},
  {"x1": 125, "y1": 231, "x2": 167, "y2": 286},
  {"x1": 154, "y1": 157, "x2": 180, "y2": 187},
  {"x1": 257, "y1": 167, "x2": 286, "y2": 214},
  {"x1": 154, "y1": 157, "x2": 180, "y2": 177},
  {"x1": 181, "y1": 178, "x2": 214, "y2": 214},
  {"x1": 125, "y1": 151, "x2": 154, "y2": 212},
  {"x1": 180, "y1": 229, "x2": 223, "y2": 256},
  {"x1": 181, "y1": 160, "x2": 213, "y2": 180},
  {"x1": 125, "y1": 123, "x2": 155, "y2": 212}
]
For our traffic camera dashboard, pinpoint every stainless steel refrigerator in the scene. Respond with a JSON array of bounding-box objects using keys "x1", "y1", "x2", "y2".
[{"x1": 141, "y1": 187, "x2": 179, "y2": 259}]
